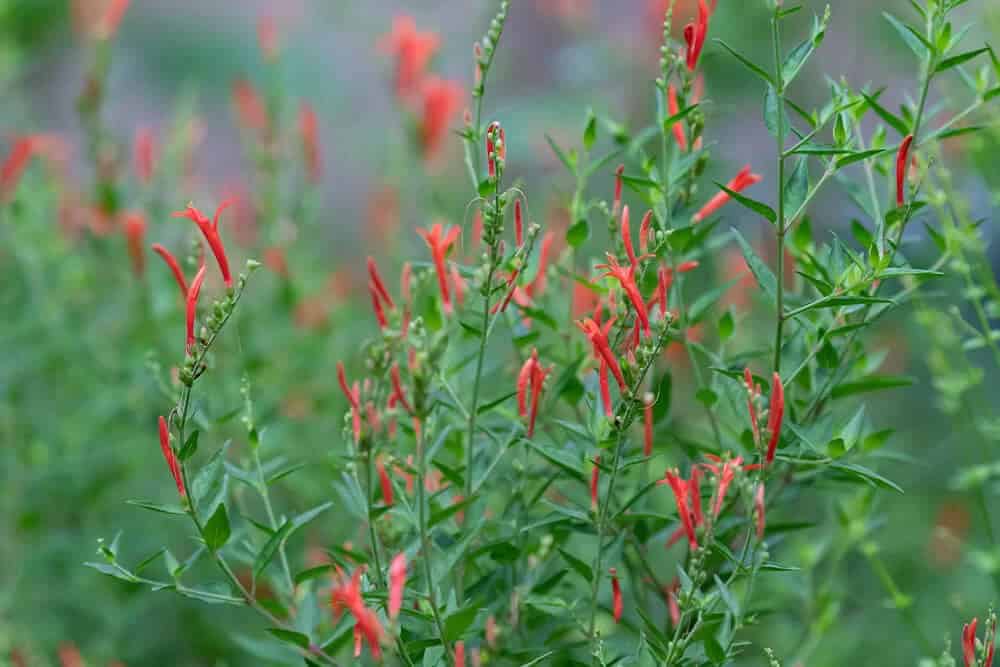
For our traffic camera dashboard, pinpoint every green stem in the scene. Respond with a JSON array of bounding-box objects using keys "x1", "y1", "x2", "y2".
[
  {"x1": 416, "y1": 421, "x2": 452, "y2": 664},
  {"x1": 772, "y1": 12, "x2": 787, "y2": 375}
]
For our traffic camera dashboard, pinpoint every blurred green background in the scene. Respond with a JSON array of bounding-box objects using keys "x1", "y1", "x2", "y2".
[{"x1": 1, "y1": 0, "x2": 999, "y2": 665}]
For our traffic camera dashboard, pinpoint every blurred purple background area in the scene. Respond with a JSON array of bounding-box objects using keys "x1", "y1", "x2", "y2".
[{"x1": 11, "y1": 0, "x2": 995, "y2": 253}]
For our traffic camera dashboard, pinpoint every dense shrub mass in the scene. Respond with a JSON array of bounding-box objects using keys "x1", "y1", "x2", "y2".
[{"x1": 4, "y1": 0, "x2": 1000, "y2": 665}]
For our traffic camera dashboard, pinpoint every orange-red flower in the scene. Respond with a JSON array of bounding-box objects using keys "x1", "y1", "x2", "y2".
[
  {"x1": 173, "y1": 200, "x2": 235, "y2": 288},
  {"x1": 416, "y1": 223, "x2": 461, "y2": 313},
  {"x1": 517, "y1": 348, "x2": 552, "y2": 437},
  {"x1": 185, "y1": 264, "x2": 207, "y2": 353},
  {"x1": 591, "y1": 455, "x2": 601, "y2": 512},
  {"x1": 0, "y1": 137, "x2": 36, "y2": 199},
  {"x1": 331, "y1": 568, "x2": 384, "y2": 659},
  {"x1": 643, "y1": 393, "x2": 654, "y2": 456},
  {"x1": 299, "y1": 102, "x2": 323, "y2": 184},
  {"x1": 232, "y1": 80, "x2": 269, "y2": 136},
  {"x1": 610, "y1": 567, "x2": 622, "y2": 623},
  {"x1": 667, "y1": 84, "x2": 688, "y2": 151},
  {"x1": 133, "y1": 126, "x2": 156, "y2": 185},
  {"x1": 692, "y1": 165, "x2": 763, "y2": 223},
  {"x1": 420, "y1": 77, "x2": 463, "y2": 161},
  {"x1": 158, "y1": 416, "x2": 186, "y2": 498},
  {"x1": 152, "y1": 243, "x2": 188, "y2": 297},
  {"x1": 378, "y1": 15, "x2": 441, "y2": 100},
  {"x1": 123, "y1": 212, "x2": 146, "y2": 276},
  {"x1": 683, "y1": 0, "x2": 713, "y2": 71},
  {"x1": 577, "y1": 316, "x2": 626, "y2": 392},
  {"x1": 377, "y1": 456, "x2": 393, "y2": 506},
  {"x1": 660, "y1": 468, "x2": 701, "y2": 550},
  {"x1": 388, "y1": 553, "x2": 406, "y2": 620},
  {"x1": 766, "y1": 372, "x2": 784, "y2": 464},
  {"x1": 337, "y1": 362, "x2": 362, "y2": 442},
  {"x1": 744, "y1": 367, "x2": 761, "y2": 444},
  {"x1": 597, "y1": 253, "x2": 650, "y2": 337},
  {"x1": 896, "y1": 134, "x2": 914, "y2": 208}
]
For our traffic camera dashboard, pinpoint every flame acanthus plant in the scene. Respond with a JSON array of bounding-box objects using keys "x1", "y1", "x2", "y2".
[{"x1": 77, "y1": 1, "x2": 1000, "y2": 666}]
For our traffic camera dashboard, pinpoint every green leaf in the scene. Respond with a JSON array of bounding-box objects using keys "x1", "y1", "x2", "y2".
[
  {"x1": 714, "y1": 575, "x2": 740, "y2": 618},
  {"x1": 430, "y1": 495, "x2": 476, "y2": 527},
  {"x1": 877, "y1": 267, "x2": 944, "y2": 279},
  {"x1": 583, "y1": 111, "x2": 597, "y2": 151},
  {"x1": 294, "y1": 564, "x2": 335, "y2": 585},
  {"x1": 718, "y1": 310, "x2": 735, "y2": 342},
  {"x1": 829, "y1": 462, "x2": 904, "y2": 494},
  {"x1": 715, "y1": 183, "x2": 777, "y2": 224},
  {"x1": 519, "y1": 652, "x2": 556, "y2": 667},
  {"x1": 835, "y1": 148, "x2": 887, "y2": 170},
  {"x1": 861, "y1": 92, "x2": 910, "y2": 136},
  {"x1": 545, "y1": 134, "x2": 576, "y2": 174},
  {"x1": 883, "y1": 12, "x2": 932, "y2": 58},
  {"x1": 732, "y1": 229, "x2": 777, "y2": 302},
  {"x1": 558, "y1": 547, "x2": 594, "y2": 583},
  {"x1": 253, "y1": 520, "x2": 293, "y2": 579},
  {"x1": 764, "y1": 84, "x2": 785, "y2": 139},
  {"x1": 566, "y1": 218, "x2": 590, "y2": 248},
  {"x1": 784, "y1": 157, "x2": 809, "y2": 217},
  {"x1": 936, "y1": 47, "x2": 989, "y2": 73},
  {"x1": 716, "y1": 39, "x2": 775, "y2": 86},
  {"x1": 203, "y1": 503, "x2": 231, "y2": 551},
  {"x1": 266, "y1": 628, "x2": 310, "y2": 650},
  {"x1": 663, "y1": 103, "x2": 699, "y2": 134},
  {"x1": 179, "y1": 430, "x2": 199, "y2": 461},
  {"x1": 477, "y1": 178, "x2": 496, "y2": 198},
  {"x1": 831, "y1": 375, "x2": 915, "y2": 398},
  {"x1": 443, "y1": 605, "x2": 479, "y2": 642},
  {"x1": 126, "y1": 500, "x2": 187, "y2": 516},
  {"x1": 782, "y1": 39, "x2": 815, "y2": 86},
  {"x1": 788, "y1": 295, "x2": 893, "y2": 317}
]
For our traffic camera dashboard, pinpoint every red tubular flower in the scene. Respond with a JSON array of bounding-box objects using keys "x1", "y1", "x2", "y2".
[
  {"x1": 660, "y1": 469, "x2": 697, "y2": 550},
  {"x1": 754, "y1": 483, "x2": 766, "y2": 539},
  {"x1": 123, "y1": 212, "x2": 146, "y2": 277},
  {"x1": 896, "y1": 134, "x2": 914, "y2": 208},
  {"x1": 766, "y1": 372, "x2": 784, "y2": 464},
  {"x1": 331, "y1": 568, "x2": 384, "y2": 659},
  {"x1": 388, "y1": 553, "x2": 406, "y2": 620},
  {"x1": 610, "y1": 568, "x2": 622, "y2": 623},
  {"x1": 455, "y1": 641, "x2": 466, "y2": 667},
  {"x1": 185, "y1": 264, "x2": 207, "y2": 353},
  {"x1": 367, "y1": 256, "x2": 395, "y2": 310},
  {"x1": 158, "y1": 416, "x2": 186, "y2": 498},
  {"x1": 613, "y1": 164, "x2": 624, "y2": 217},
  {"x1": 420, "y1": 77, "x2": 464, "y2": 161},
  {"x1": 369, "y1": 283, "x2": 388, "y2": 329},
  {"x1": 492, "y1": 268, "x2": 520, "y2": 315},
  {"x1": 643, "y1": 392, "x2": 654, "y2": 457},
  {"x1": 390, "y1": 363, "x2": 414, "y2": 414},
  {"x1": 743, "y1": 368, "x2": 760, "y2": 444},
  {"x1": 337, "y1": 362, "x2": 362, "y2": 442},
  {"x1": 591, "y1": 456, "x2": 601, "y2": 512},
  {"x1": 377, "y1": 456, "x2": 393, "y2": 506},
  {"x1": 152, "y1": 244, "x2": 188, "y2": 297},
  {"x1": 598, "y1": 360, "x2": 613, "y2": 418},
  {"x1": 514, "y1": 199, "x2": 524, "y2": 246},
  {"x1": 528, "y1": 354, "x2": 551, "y2": 438},
  {"x1": 173, "y1": 201, "x2": 234, "y2": 288},
  {"x1": 639, "y1": 210, "x2": 654, "y2": 255},
  {"x1": 232, "y1": 80, "x2": 269, "y2": 135},
  {"x1": 577, "y1": 317, "x2": 626, "y2": 392},
  {"x1": 666, "y1": 578, "x2": 681, "y2": 626},
  {"x1": 683, "y1": 0, "x2": 711, "y2": 71},
  {"x1": 677, "y1": 260, "x2": 699, "y2": 273},
  {"x1": 667, "y1": 84, "x2": 688, "y2": 151},
  {"x1": 704, "y1": 454, "x2": 747, "y2": 518},
  {"x1": 1, "y1": 137, "x2": 35, "y2": 199},
  {"x1": 653, "y1": 265, "x2": 673, "y2": 318},
  {"x1": 597, "y1": 254, "x2": 650, "y2": 337},
  {"x1": 416, "y1": 223, "x2": 461, "y2": 313},
  {"x1": 526, "y1": 231, "x2": 555, "y2": 298},
  {"x1": 692, "y1": 165, "x2": 763, "y2": 223},
  {"x1": 964, "y1": 618, "x2": 978, "y2": 667},
  {"x1": 517, "y1": 350, "x2": 537, "y2": 419},
  {"x1": 97, "y1": 0, "x2": 130, "y2": 40},
  {"x1": 258, "y1": 15, "x2": 279, "y2": 62},
  {"x1": 299, "y1": 102, "x2": 323, "y2": 184},
  {"x1": 133, "y1": 127, "x2": 156, "y2": 185},
  {"x1": 621, "y1": 206, "x2": 639, "y2": 268},
  {"x1": 377, "y1": 15, "x2": 440, "y2": 100}
]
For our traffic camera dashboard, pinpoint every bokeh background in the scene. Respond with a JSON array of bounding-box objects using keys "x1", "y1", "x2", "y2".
[{"x1": 2, "y1": 0, "x2": 999, "y2": 665}]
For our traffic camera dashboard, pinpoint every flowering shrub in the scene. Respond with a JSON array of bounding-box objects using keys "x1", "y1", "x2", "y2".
[{"x1": 3, "y1": 0, "x2": 1000, "y2": 665}]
